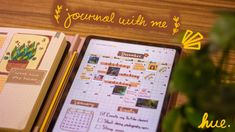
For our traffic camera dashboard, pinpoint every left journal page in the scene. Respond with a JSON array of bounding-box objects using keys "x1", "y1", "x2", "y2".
[{"x1": 0, "y1": 27, "x2": 67, "y2": 132}]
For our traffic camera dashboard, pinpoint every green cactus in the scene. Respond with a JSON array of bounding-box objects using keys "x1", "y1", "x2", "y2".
[{"x1": 10, "y1": 41, "x2": 37, "y2": 61}]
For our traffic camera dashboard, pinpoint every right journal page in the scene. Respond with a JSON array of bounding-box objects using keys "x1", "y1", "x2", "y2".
[{"x1": 53, "y1": 38, "x2": 177, "y2": 132}]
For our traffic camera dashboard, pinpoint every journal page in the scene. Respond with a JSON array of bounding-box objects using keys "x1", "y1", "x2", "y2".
[{"x1": 53, "y1": 38, "x2": 177, "y2": 132}]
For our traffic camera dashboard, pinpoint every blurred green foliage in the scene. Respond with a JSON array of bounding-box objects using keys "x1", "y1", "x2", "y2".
[{"x1": 163, "y1": 12, "x2": 235, "y2": 132}]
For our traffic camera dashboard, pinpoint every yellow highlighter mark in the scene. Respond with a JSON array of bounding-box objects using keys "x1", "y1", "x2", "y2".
[{"x1": 182, "y1": 30, "x2": 203, "y2": 50}]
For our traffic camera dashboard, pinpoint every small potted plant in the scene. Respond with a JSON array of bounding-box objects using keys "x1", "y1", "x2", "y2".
[
  {"x1": 4, "y1": 41, "x2": 38, "y2": 71},
  {"x1": 163, "y1": 12, "x2": 235, "y2": 132}
]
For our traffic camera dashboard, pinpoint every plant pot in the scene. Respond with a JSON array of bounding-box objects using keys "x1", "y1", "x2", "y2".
[{"x1": 6, "y1": 60, "x2": 29, "y2": 71}]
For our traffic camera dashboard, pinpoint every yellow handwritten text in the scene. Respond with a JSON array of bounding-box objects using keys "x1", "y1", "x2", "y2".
[
  {"x1": 172, "y1": 16, "x2": 180, "y2": 35},
  {"x1": 54, "y1": 5, "x2": 63, "y2": 24},
  {"x1": 150, "y1": 20, "x2": 167, "y2": 28},
  {"x1": 118, "y1": 15, "x2": 147, "y2": 27},
  {"x1": 198, "y1": 112, "x2": 230, "y2": 129},
  {"x1": 53, "y1": 3, "x2": 181, "y2": 35},
  {"x1": 64, "y1": 11, "x2": 115, "y2": 29}
]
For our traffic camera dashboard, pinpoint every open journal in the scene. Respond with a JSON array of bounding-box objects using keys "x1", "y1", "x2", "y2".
[{"x1": 0, "y1": 28, "x2": 181, "y2": 132}]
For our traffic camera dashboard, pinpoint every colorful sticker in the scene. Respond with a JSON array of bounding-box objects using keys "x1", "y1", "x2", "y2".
[
  {"x1": 88, "y1": 55, "x2": 99, "y2": 64},
  {"x1": 147, "y1": 62, "x2": 158, "y2": 71},
  {"x1": 112, "y1": 85, "x2": 127, "y2": 96},
  {"x1": 0, "y1": 34, "x2": 50, "y2": 73},
  {"x1": 133, "y1": 63, "x2": 145, "y2": 71},
  {"x1": 136, "y1": 98, "x2": 158, "y2": 109},
  {"x1": 93, "y1": 74, "x2": 104, "y2": 81},
  {"x1": 107, "y1": 67, "x2": 120, "y2": 76}
]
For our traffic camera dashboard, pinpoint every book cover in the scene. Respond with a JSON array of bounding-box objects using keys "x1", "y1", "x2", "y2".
[{"x1": 0, "y1": 27, "x2": 67, "y2": 132}]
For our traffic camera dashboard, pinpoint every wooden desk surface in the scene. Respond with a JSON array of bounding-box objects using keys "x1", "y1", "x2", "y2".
[{"x1": 0, "y1": 0, "x2": 235, "y2": 105}]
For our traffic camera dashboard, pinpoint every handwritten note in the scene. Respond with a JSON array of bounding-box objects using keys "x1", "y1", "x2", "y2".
[
  {"x1": 95, "y1": 111, "x2": 150, "y2": 131},
  {"x1": 6, "y1": 69, "x2": 47, "y2": 85}
]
